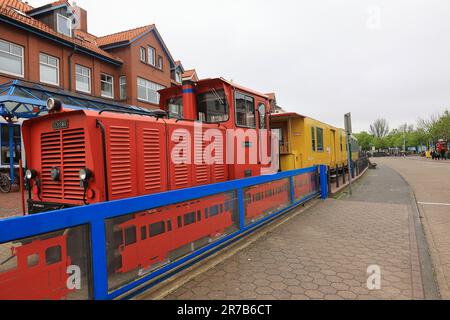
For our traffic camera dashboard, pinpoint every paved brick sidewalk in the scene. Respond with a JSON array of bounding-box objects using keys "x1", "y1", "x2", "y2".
[
  {"x1": 376, "y1": 157, "x2": 450, "y2": 299},
  {"x1": 0, "y1": 192, "x2": 22, "y2": 219},
  {"x1": 161, "y1": 165, "x2": 433, "y2": 300}
]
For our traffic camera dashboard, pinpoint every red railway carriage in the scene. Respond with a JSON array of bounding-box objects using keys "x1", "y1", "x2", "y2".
[
  {"x1": 0, "y1": 235, "x2": 71, "y2": 300},
  {"x1": 22, "y1": 78, "x2": 272, "y2": 214},
  {"x1": 116, "y1": 193, "x2": 236, "y2": 274}
]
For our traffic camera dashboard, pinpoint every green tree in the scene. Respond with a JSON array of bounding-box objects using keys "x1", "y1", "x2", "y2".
[
  {"x1": 430, "y1": 110, "x2": 450, "y2": 141},
  {"x1": 354, "y1": 131, "x2": 374, "y2": 151}
]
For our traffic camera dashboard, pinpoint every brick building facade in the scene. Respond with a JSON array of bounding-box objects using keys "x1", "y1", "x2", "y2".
[{"x1": 0, "y1": 0, "x2": 185, "y2": 110}]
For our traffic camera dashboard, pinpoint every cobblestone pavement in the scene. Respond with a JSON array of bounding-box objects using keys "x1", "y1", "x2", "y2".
[
  {"x1": 162, "y1": 163, "x2": 435, "y2": 300},
  {"x1": 0, "y1": 192, "x2": 22, "y2": 219},
  {"x1": 376, "y1": 157, "x2": 450, "y2": 299}
]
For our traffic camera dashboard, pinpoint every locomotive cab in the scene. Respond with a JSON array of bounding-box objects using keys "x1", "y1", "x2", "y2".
[{"x1": 159, "y1": 78, "x2": 273, "y2": 180}]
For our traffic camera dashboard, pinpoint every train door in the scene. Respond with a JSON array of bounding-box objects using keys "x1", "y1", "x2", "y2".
[
  {"x1": 232, "y1": 91, "x2": 259, "y2": 179},
  {"x1": 330, "y1": 130, "x2": 337, "y2": 166}
]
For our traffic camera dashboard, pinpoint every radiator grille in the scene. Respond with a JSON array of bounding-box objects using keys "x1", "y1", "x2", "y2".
[
  {"x1": 142, "y1": 128, "x2": 161, "y2": 192},
  {"x1": 194, "y1": 130, "x2": 208, "y2": 184},
  {"x1": 40, "y1": 128, "x2": 85, "y2": 201},
  {"x1": 109, "y1": 126, "x2": 132, "y2": 196}
]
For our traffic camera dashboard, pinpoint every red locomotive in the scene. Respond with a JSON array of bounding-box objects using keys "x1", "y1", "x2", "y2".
[{"x1": 22, "y1": 78, "x2": 272, "y2": 213}]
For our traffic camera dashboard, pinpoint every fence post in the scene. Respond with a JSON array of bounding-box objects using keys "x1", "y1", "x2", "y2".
[
  {"x1": 289, "y1": 176, "x2": 295, "y2": 204},
  {"x1": 91, "y1": 218, "x2": 109, "y2": 300},
  {"x1": 320, "y1": 165, "x2": 328, "y2": 199},
  {"x1": 335, "y1": 165, "x2": 340, "y2": 188},
  {"x1": 238, "y1": 188, "x2": 245, "y2": 230}
]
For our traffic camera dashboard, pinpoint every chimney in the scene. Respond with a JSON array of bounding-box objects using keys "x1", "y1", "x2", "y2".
[
  {"x1": 77, "y1": 7, "x2": 88, "y2": 33},
  {"x1": 72, "y1": 2, "x2": 88, "y2": 33}
]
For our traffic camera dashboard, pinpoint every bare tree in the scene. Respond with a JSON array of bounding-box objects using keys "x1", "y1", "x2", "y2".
[{"x1": 369, "y1": 119, "x2": 390, "y2": 138}]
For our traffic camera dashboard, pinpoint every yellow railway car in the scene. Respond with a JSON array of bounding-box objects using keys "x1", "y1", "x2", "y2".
[{"x1": 271, "y1": 112, "x2": 359, "y2": 171}]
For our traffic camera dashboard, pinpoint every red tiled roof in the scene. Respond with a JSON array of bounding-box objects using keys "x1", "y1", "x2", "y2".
[
  {"x1": 0, "y1": 0, "x2": 33, "y2": 12},
  {"x1": 183, "y1": 69, "x2": 196, "y2": 78},
  {"x1": 266, "y1": 93, "x2": 276, "y2": 101},
  {"x1": 96, "y1": 25, "x2": 154, "y2": 47},
  {"x1": 0, "y1": 3, "x2": 123, "y2": 64}
]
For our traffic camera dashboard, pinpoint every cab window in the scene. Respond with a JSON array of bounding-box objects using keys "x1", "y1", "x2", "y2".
[
  {"x1": 197, "y1": 89, "x2": 228, "y2": 123},
  {"x1": 235, "y1": 92, "x2": 256, "y2": 128},
  {"x1": 167, "y1": 96, "x2": 183, "y2": 119},
  {"x1": 258, "y1": 103, "x2": 266, "y2": 129}
]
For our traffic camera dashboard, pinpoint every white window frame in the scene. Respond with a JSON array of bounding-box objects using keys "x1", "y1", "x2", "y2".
[
  {"x1": 140, "y1": 47, "x2": 146, "y2": 62},
  {"x1": 56, "y1": 13, "x2": 72, "y2": 37},
  {"x1": 137, "y1": 77, "x2": 165, "y2": 104},
  {"x1": 0, "y1": 39, "x2": 24, "y2": 78},
  {"x1": 119, "y1": 76, "x2": 127, "y2": 100},
  {"x1": 147, "y1": 46, "x2": 156, "y2": 66},
  {"x1": 175, "y1": 70, "x2": 182, "y2": 83},
  {"x1": 157, "y1": 55, "x2": 163, "y2": 70},
  {"x1": 75, "y1": 64, "x2": 91, "y2": 94},
  {"x1": 100, "y1": 73, "x2": 114, "y2": 99},
  {"x1": 39, "y1": 53, "x2": 59, "y2": 86}
]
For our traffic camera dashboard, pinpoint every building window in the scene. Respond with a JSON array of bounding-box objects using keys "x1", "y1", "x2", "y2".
[
  {"x1": 157, "y1": 55, "x2": 163, "y2": 70},
  {"x1": 0, "y1": 124, "x2": 21, "y2": 166},
  {"x1": 147, "y1": 46, "x2": 155, "y2": 66},
  {"x1": 101, "y1": 73, "x2": 114, "y2": 98},
  {"x1": 119, "y1": 76, "x2": 127, "y2": 100},
  {"x1": 140, "y1": 47, "x2": 146, "y2": 62},
  {"x1": 175, "y1": 70, "x2": 182, "y2": 83},
  {"x1": 235, "y1": 92, "x2": 256, "y2": 128},
  {"x1": 39, "y1": 53, "x2": 59, "y2": 86},
  {"x1": 75, "y1": 64, "x2": 91, "y2": 93},
  {"x1": 317, "y1": 127, "x2": 324, "y2": 152},
  {"x1": 311, "y1": 127, "x2": 316, "y2": 152},
  {"x1": 56, "y1": 14, "x2": 72, "y2": 37},
  {"x1": 137, "y1": 77, "x2": 165, "y2": 104},
  {"x1": 0, "y1": 39, "x2": 24, "y2": 77}
]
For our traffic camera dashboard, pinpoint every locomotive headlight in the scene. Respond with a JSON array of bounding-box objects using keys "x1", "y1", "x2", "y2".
[
  {"x1": 79, "y1": 168, "x2": 93, "y2": 181},
  {"x1": 47, "y1": 98, "x2": 62, "y2": 112},
  {"x1": 25, "y1": 169, "x2": 37, "y2": 180},
  {"x1": 51, "y1": 167, "x2": 61, "y2": 182}
]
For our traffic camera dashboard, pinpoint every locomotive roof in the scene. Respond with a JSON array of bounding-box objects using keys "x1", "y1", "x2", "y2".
[{"x1": 161, "y1": 78, "x2": 269, "y2": 100}]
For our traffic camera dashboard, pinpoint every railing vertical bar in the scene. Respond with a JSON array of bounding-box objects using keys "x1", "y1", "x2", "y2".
[
  {"x1": 289, "y1": 175, "x2": 295, "y2": 204},
  {"x1": 91, "y1": 219, "x2": 109, "y2": 300},
  {"x1": 238, "y1": 188, "x2": 245, "y2": 230}
]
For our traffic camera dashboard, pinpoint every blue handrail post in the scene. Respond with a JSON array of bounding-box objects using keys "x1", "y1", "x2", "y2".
[
  {"x1": 8, "y1": 121, "x2": 14, "y2": 184},
  {"x1": 319, "y1": 165, "x2": 328, "y2": 199},
  {"x1": 238, "y1": 188, "x2": 245, "y2": 230},
  {"x1": 289, "y1": 176, "x2": 295, "y2": 204},
  {"x1": 91, "y1": 219, "x2": 109, "y2": 300}
]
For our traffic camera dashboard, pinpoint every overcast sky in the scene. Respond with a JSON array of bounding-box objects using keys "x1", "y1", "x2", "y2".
[{"x1": 30, "y1": 0, "x2": 450, "y2": 132}]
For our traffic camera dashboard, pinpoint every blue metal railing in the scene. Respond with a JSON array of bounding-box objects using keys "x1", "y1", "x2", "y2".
[{"x1": 0, "y1": 165, "x2": 328, "y2": 300}]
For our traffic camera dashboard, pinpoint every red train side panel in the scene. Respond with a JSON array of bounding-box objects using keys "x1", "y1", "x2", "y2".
[{"x1": 0, "y1": 235, "x2": 71, "y2": 300}]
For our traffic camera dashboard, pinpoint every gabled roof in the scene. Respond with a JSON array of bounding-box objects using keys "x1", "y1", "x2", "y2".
[
  {"x1": 183, "y1": 69, "x2": 198, "y2": 81},
  {"x1": 97, "y1": 24, "x2": 177, "y2": 68},
  {"x1": 26, "y1": 0, "x2": 68, "y2": 16},
  {"x1": 0, "y1": 1, "x2": 123, "y2": 65},
  {"x1": 174, "y1": 60, "x2": 185, "y2": 72},
  {"x1": 0, "y1": 0, "x2": 33, "y2": 12},
  {"x1": 96, "y1": 25, "x2": 153, "y2": 47}
]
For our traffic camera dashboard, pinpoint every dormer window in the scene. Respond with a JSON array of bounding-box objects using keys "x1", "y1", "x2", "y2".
[
  {"x1": 175, "y1": 70, "x2": 182, "y2": 83},
  {"x1": 57, "y1": 14, "x2": 72, "y2": 37}
]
